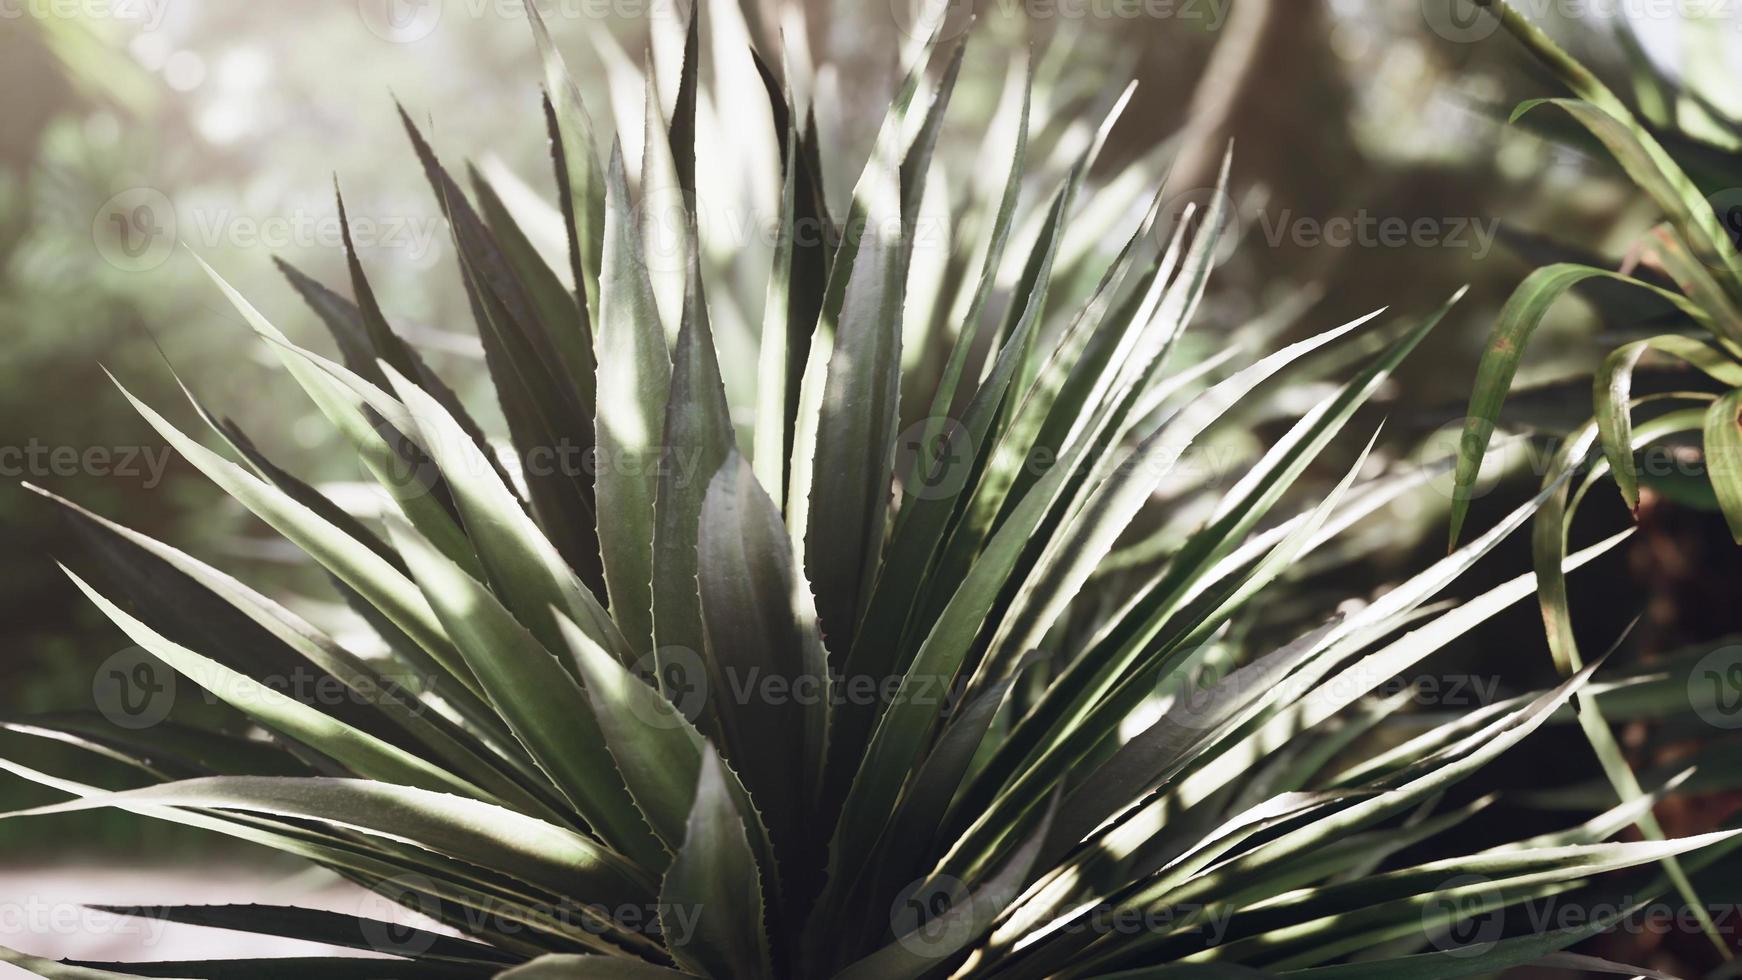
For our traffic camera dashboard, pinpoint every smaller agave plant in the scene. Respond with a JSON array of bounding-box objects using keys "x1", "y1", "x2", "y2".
[
  {"x1": 1451, "y1": 0, "x2": 1742, "y2": 551},
  {"x1": 4, "y1": 2, "x2": 1741, "y2": 978},
  {"x1": 1449, "y1": 1, "x2": 1742, "y2": 946},
  {"x1": 1451, "y1": 7, "x2": 1742, "y2": 571}
]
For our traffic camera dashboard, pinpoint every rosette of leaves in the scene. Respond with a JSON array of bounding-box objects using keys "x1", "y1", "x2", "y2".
[{"x1": 3, "y1": 3, "x2": 1737, "y2": 978}]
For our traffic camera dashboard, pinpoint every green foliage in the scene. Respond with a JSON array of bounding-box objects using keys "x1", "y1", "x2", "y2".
[
  {"x1": 6, "y1": 3, "x2": 1737, "y2": 978},
  {"x1": 1447, "y1": 0, "x2": 1742, "y2": 959},
  {"x1": 1450, "y1": 0, "x2": 1742, "y2": 537}
]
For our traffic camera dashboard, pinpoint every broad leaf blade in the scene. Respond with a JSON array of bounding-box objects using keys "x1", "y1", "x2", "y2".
[
  {"x1": 658, "y1": 749, "x2": 775, "y2": 979},
  {"x1": 596, "y1": 141, "x2": 675, "y2": 656}
]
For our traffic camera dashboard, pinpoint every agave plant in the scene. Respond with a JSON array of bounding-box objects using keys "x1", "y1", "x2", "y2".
[
  {"x1": 1449, "y1": 5, "x2": 1742, "y2": 560},
  {"x1": 4, "y1": 3, "x2": 1739, "y2": 978},
  {"x1": 1446, "y1": 2, "x2": 1742, "y2": 958},
  {"x1": 1450, "y1": 0, "x2": 1742, "y2": 552}
]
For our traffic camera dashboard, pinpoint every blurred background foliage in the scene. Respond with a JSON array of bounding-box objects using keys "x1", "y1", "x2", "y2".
[{"x1": 5, "y1": 0, "x2": 1742, "y2": 933}]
